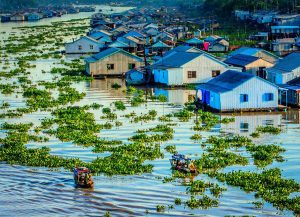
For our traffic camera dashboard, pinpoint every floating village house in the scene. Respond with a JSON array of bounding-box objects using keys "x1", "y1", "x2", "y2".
[
  {"x1": 266, "y1": 53, "x2": 300, "y2": 85},
  {"x1": 279, "y1": 80, "x2": 300, "y2": 107},
  {"x1": 27, "y1": 13, "x2": 42, "y2": 21},
  {"x1": 65, "y1": 36, "x2": 106, "y2": 54},
  {"x1": 152, "y1": 47, "x2": 228, "y2": 86},
  {"x1": 195, "y1": 70, "x2": 279, "y2": 112},
  {"x1": 272, "y1": 38, "x2": 300, "y2": 56},
  {"x1": 224, "y1": 54, "x2": 274, "y2": 78},
  {"x1": 10, "y1": 14, "x2": 25, "y2": 21},
  {"x1": 85, "y1": 47, "x2": 144, "y2": 77},
  {"x1": 228, "y1": 47, "x2": 279, "y2": 64}
]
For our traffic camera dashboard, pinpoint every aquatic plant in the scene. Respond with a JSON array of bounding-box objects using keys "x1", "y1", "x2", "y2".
[
  {"x1": 164, "y1": 145, "x2": 177, "y2": 154},
  {"x1": 221, "y1": 117, "x2": 235, "y2": 124},
  {"x1": 185, "y1": 195, "x2": 218, "y2": 209},
  {"x1": 111, "y1": 83, "x2": 121, "y2": 89},
  {"x1": 156, "y1": 205, "x2": 165, "y2": 212},
  {"x1": 215, "y1": 168, "x2": 300, "y2": 214},
  {"x1": 175, "y1": 198, "x2": 182, "y2": 205},
  {"x1": 246, "y1": 144, "x2": 285, "y2": 167},
  {"x1": 114, "y1": 101, "x2": 126, "y2": 111},
  {"x1": 190, "y1": 134, "x2": 202, "y2": 141},
  {"x1": 256, "y1": 126, "x2": 281, "y2": 135}
]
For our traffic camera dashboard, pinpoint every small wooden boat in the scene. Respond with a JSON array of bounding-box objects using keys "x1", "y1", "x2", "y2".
[
  {"x1": 170, "y1": 154, "x2": 197, "y2": 173},
  {"x1": 125, "y1": 67, "x2": 151, "y2": 86},
  {"x1": 74, "y1": 167, "x2": 94, "y2": 188}
]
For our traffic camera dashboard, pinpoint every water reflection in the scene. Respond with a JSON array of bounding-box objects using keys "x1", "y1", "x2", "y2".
[
  {"x1": 221, "y1": 113, "x2": 282, "y2": 135},
  {"x1": 154, "y1": 88, "x2": 195, "y2": 105},
  {"x1": 283, "y1": 109, "x2": 300, "y2": 124}
]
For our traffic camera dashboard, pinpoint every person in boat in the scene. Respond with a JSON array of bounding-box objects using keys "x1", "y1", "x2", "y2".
[{"x1": 188, "y1": 161, "x2": 197, "y2": 172}]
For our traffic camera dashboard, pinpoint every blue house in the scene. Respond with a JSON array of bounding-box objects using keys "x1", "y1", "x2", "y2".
[
  {"x1": 1, "y1": 15, "x2": 11, "y2": 22},
  {"x1": 185, "y1": 37, "x2": 203, "y2": 49},
  {"x1": 196, "y1": 70, "x2": 279, "y2": 112},
  {"x1": 266, "y1": 53, "x2": 300, "y2": 84},
  {"x1": 27, "y1": 13, "x2": 42, "y2": 21}
]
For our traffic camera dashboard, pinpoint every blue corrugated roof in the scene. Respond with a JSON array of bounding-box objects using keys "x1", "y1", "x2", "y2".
[
  {"x1": 186, "y1": 37, "x2": 203, "y2": 44},
  {"x1": 224, "y1": 54, "x2": 259, "y2": 67},
  {"x1": 196, "y1": 70, "x2": 255, "y2": 93},
  {"x1": 123, "y1": 30, "x2": 145, "y2": 38},
  {"x1": 230, "y1": 47, "x2": 261, "y2": 56},
  {"x1": 196, "y1": 70, "x2": 278, "y2": 93},
  {"x1": 85, "y1": 47, "x2": 143, "y2": 63},
  {"x1": 271, "y1": 26, "x2": 300, "y2": 29},
  {"x1": 109, "y1": 40, "x2": 129, "y2": 48},
  {"x1": 272, "y1": 52, "x2": 300, "y2": 72},
  {"x1": 152, "y1": 41, "x2": 171, "y2": 48},
  {"x1": 163, "y1": 45, "x2": 201, "y2": 57},
  {"x1": 152, "y1": 52, "x2": 203, "y2": 68},
  {"x1": 90, "y1": 31, "x2": 110, "y2": 40}
]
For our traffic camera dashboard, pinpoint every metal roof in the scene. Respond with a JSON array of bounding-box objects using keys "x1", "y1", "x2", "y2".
[
  {"x1": 229, "y1": 46, "x2": 278, "y2": 60},
  {"x1": 186, "y1": 37, "x2": 203, "y2": 44},
  {"x1": 271, "y1": 52, "x2": 300, "y2": 72},
  {"x1": 152, "y1": 51, "x2": 202, "y2": 68},
  {"x1": 196, "y1": 70, "x2": 257, "y2": 93},
  {"x1": 152, "y1": 41, "x2": 171, "y2": 48},
  {"x1": 224, "y1": 54, "x2": 259, "y2": 67},
  {"x1": 196, "y1": 70, "x2": 278, "y2": 93},
  {"x1": 85, "y1": 47, "x2": 143, "y2": 63}
]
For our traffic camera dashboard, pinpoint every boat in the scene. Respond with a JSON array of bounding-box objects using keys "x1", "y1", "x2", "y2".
[
  {"x1": 170, "y1": 154, "x2": 197, "y2": 173},
  {"x1": 74, "y1": 167, "x2": 94, "y2": 188},
  {"x1": 125, "y1": 67, "x2": 152, "y2": 85}
]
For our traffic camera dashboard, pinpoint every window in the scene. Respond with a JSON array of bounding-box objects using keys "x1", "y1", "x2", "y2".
[
  {"x1": 240, "y1": 94, "x2": 248, "y2": 102},
  {"x1": 240, "y1": 122, "x2": 249, "y2": 132},
  {"x1": 187, "y1": 71, "x2": 196, "y2": 78},
  {"x1": 107, "y1": 64, "x2": 114, "y2": 70},
  {"x1": 262, "y1": 119, "x2": 274, "y2": 126},
  {"x1": 212, "y1": 70, "x2": 221, "y2": 77},
  {"x1": 90, "y1": 45, "x2": 94, "y2": 49},
  {"x1": 263, "y1": 93, "x2": 274, "y2": 101},
  {"x1": 128, "y1": 63, "x2": 136, "y2": 70},
  {"x1": 78, "y1": 45, "x2": 82, "y2": 50}
]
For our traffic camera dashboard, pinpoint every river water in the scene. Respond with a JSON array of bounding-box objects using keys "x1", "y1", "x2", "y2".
[{"x1": 0, "y1": 5, "x2": 300, "y2": 217}]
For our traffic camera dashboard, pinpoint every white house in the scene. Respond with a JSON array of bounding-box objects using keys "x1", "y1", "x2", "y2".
[
  {"x1": 152, "y1": 49, "x2": 228, "y2": 86},
  {"x1": 196, "y1": 70, "x2": 279, "y2": 112},
  {"x1": 65, "y1": 36, "x2": 106, "y2": 54},
  {"x1": 266, "y1": 53, "x2": 300, "y2": 84}
]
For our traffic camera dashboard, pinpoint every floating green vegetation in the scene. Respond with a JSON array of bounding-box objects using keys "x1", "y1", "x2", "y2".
[
  {"x1": 206, "y1": 135, "x2": 252, "y2": 151},
  {"x1": 130, "y1": 95, "x2": 146, "y2": 107},
  {"x1": 185, "y1": 180, "x2": 227, "y2": 198},
  {"x1": 215, "y1": 168, "x2": 300, "y2": 214},
  {"x1": 173, "y1": 109, "x2": 194, "y2": 122},
  {"x1": 156, "y1": 205, "x2": 166, "y2": 212},
  {"x1": 195, "y1": 151, "x2": 248, "y2": 171},
  {"x1": 246, "y1": 144, "x2": 285, "y2": 167},
  {"x1": 1, "y1": 122, "x2": 33, "y2": 132},
  {"x1": 158, "y1": 114, "x2": 173, "y2": 122},
  {"x1": 129, "y1": 132, "x2": 173, "y2": 143},
  {"x1": 221, "y1": 117, "x2": 235, "y2": 124},
  {"x1": 252, "y1": 201, "x2": 264, "y2": 209},
  {"x1": 190, "y1": 134, "x2": 202, "y2": 141},
  {"x1": 256, "y1": 126, "x2": 281, "y2": 135},
  {"x1": 0, "y1": 84, "x2": 17, "y2": 94},
  {"x1": 111, "y1": 83, "x2": 121, "y2": 89},
  {"x1": 185, "y1": 195, "x2": 219, "y2": 209},
  {"x1": 114, "y1": 101, "x2": 126, "y2": 111},
  {"x1": 165, "y1": 145, "x2": 177, "y2": 154},
  {"x1": 0, "y1": 102, "x2": 10, "y2": 109},
  {"x1": 132, "y1": 110, "x2": 157, "y2": 123},
  {"x1": 104, "y1": 211, "x2": 111, "y2": 217},
  {"x1": 137, "y1": 124, "x2": 174, "y2": 134},
  {"x1": 175, "y1": 198, "x2": 182, "y2": 205}
]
